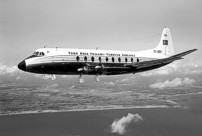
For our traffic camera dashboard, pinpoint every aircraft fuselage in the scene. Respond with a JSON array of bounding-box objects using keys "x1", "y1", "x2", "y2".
[
  {"x1": 18, "y1": 28, "x2": 197, "y2": 82},
  {"x1": 18, "y1": 48, "x2": 168, "y2": 76}
]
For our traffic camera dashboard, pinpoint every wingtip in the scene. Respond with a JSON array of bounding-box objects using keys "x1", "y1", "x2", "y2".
[
  {"x1": 191, "y1": 49, "x2": 198, "y2": 52},
  {"x1": 193, "y1": 49, "x2": 198, "y2": 51},
  {"x1": 189, "y1": 49, "x2": 198, "y2": 53}
]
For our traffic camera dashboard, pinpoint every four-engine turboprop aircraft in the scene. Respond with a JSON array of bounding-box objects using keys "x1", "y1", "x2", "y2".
[{"x1": 18, "y1": 28, "x2": 197, "y2": 83}]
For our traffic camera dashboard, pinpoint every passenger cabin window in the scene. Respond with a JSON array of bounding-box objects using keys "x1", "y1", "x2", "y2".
[
  {"x1": 91, "y1": 56, "x2": 94, "y2": 62},
  {"x1": 112, "y1": 57, "x2": 115, "y2": 63},
  {"x1": 84, "y1": 56, "x2": 87, "y2": 62},
  {"x1": 137, "y1": 58, "x2": 139, "y2": 62},
  {"x1": 131, "y1": 58, "x2": 133, "y2": 63},
  {"x1": 106, "y1": 57, "x2": 109, "y2": 62},
  {"x1": 118, "y1": 57, "x2": 121, "y2": 63},
  {"x1": 99, "y1": 57, "x2": 102, "y2": 62},
  {"x1": 125, "y1": 57, "x2": 128, "y2": 63},
  {"x1": 76, "y1": 56, "x2": 80, "y2": 62}
]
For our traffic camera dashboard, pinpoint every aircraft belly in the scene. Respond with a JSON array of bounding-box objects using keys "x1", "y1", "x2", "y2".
[
  {"x1": 27, "y1": 62, "x2": 79, "y2": 74},
  {"x1": 26, "y1": 62, "x2": 134, "y2": 75}
]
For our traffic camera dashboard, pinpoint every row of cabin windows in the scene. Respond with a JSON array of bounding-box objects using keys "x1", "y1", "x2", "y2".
[
  {"x1": 33, "y1": 52, "x2": 45, "y2": 56},
  {"x1": 76, "y1": 56, "x2": 139, "y2": 63}
]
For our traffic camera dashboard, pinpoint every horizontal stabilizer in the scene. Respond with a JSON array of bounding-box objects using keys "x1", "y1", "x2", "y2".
[
  {"x1": 125, "y1": 49, "x2": 197, "y2": 69},
  {"x1": 169, "y1": 49, "x2": 197, "y2": 59}
]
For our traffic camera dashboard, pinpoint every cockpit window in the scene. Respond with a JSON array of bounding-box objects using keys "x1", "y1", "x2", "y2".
[{"x1": 33, "y1": 51, "x2": 45, "y2": 56}]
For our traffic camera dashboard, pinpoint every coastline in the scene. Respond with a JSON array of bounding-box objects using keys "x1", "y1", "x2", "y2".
[
  {"x1": 1, "y1": 92, "x2": 202, "y2": 136},
  {"x1": 0, "y1": 104, "x2": 175, "y2": 116},
  {"x1": 2, "y1": 92, "x2": 202, "y2": 116},
  {"x1": 167, "y1": 91, "x2": 202, "y2": 98}
]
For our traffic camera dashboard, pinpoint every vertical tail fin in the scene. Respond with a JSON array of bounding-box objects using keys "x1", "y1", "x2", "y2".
[{"x1": 155, "y1": 27, "x2": 174, "y2": 57}]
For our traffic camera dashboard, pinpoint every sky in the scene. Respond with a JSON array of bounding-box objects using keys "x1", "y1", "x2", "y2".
[{"x1": 0, "y1": 0, "x2": 202, "y2": 65}]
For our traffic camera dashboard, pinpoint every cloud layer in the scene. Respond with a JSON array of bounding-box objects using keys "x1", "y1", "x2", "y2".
[
  {"x1": 110, "y1": 113, "x2": 143, "y2": 135},
  {"x1": 149, "y1": 77, "x2": 195, "y2": 89},
  {"x1": 140, "y1": 60, "x2": 202, "y2": 77},
  {"x1": 0, "y1": 63, "x2": 19, "y2": 75},
  {"x1": 34, "y1": 74, "x2": 54, "y2": 80}
]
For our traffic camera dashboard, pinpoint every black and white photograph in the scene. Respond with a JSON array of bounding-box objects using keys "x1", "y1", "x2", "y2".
[{"x1": 0, "y1": 0, "x2": 202, "y2": 136}]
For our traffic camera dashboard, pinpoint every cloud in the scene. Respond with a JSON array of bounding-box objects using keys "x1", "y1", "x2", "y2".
[
  {"x1": 0, "y1": 63, "x2": 19, "y2": 75},
  {"x1": 34, "y1": 74, "x2": 54, "y2": 80},
  {"x1": 115, "y1": 77, "x2": 131, "y2": 83},
  {"x1": 140, "y1": 61, "x2": 181, "y2": 77},
  {"x1": 35, "y1": 84, "x2": 60, "y2": 93},
  {"x1": 149, "y1": 77, "x2": 195, "y2": 89},
  {"x1": 104, "y1": 81, "x2": 115, "y2": 86},
  {"x1": 110, "y1": 113, "x2": 143, "y2": 135},
  {"x1": 140, "y1": 60, "x2": 202, "y2": 77},
  {"x1": 15, "y1": 76, "x2": 21, "y2": 80},
  {"x1": 120, "y1": 78, "x2": 130, "y2": 82}
]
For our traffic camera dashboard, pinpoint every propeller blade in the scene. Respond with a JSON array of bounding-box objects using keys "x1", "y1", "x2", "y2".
[
  {"x1": 51, "y1": 74, "x2": 56, "y2": 80},
  {"x1": 79, "y1": 73, "x2": 84, "y2": 83},
  {"x1": 95, "y1": 74, "x2": 100, "y2": 82}
]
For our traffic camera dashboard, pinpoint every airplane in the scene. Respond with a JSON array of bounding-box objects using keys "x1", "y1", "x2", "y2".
[{"x1": 18, "y1": 27, "x2": 197, "y2": 83}]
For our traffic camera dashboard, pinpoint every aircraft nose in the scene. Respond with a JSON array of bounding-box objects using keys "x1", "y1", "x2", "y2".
[{"x1": 18, "y1": 60, "x2": 26, "y2": 71}]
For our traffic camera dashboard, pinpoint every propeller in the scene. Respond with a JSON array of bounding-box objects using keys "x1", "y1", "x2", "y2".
[
  {"x1": 94, "y1": 64, "x2": 104, "y2": 82},
  {"x1": 79, "y1": 72, "x2": 84, "y2": 83},
  {"x1": 51, "y1": 74, "x2": 56, "y2": 80},
  {"x1": 95, "y1": 74, "x2": 100, "y2": 82}
]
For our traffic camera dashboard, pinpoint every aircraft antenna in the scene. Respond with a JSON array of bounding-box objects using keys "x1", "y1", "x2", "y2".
[{"x1": 96, "y1": 47, "x2": 99, "y2": 50}]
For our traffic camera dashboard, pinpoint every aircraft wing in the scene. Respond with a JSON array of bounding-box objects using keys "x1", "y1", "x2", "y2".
[{"x1": 124, "y1": 49, "x2": 197, "y2": 69}]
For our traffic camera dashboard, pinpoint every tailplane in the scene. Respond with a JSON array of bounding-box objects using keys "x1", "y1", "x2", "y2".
[{"x1": 154, "y1": 27, "x2": 174, "y2": 57}]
